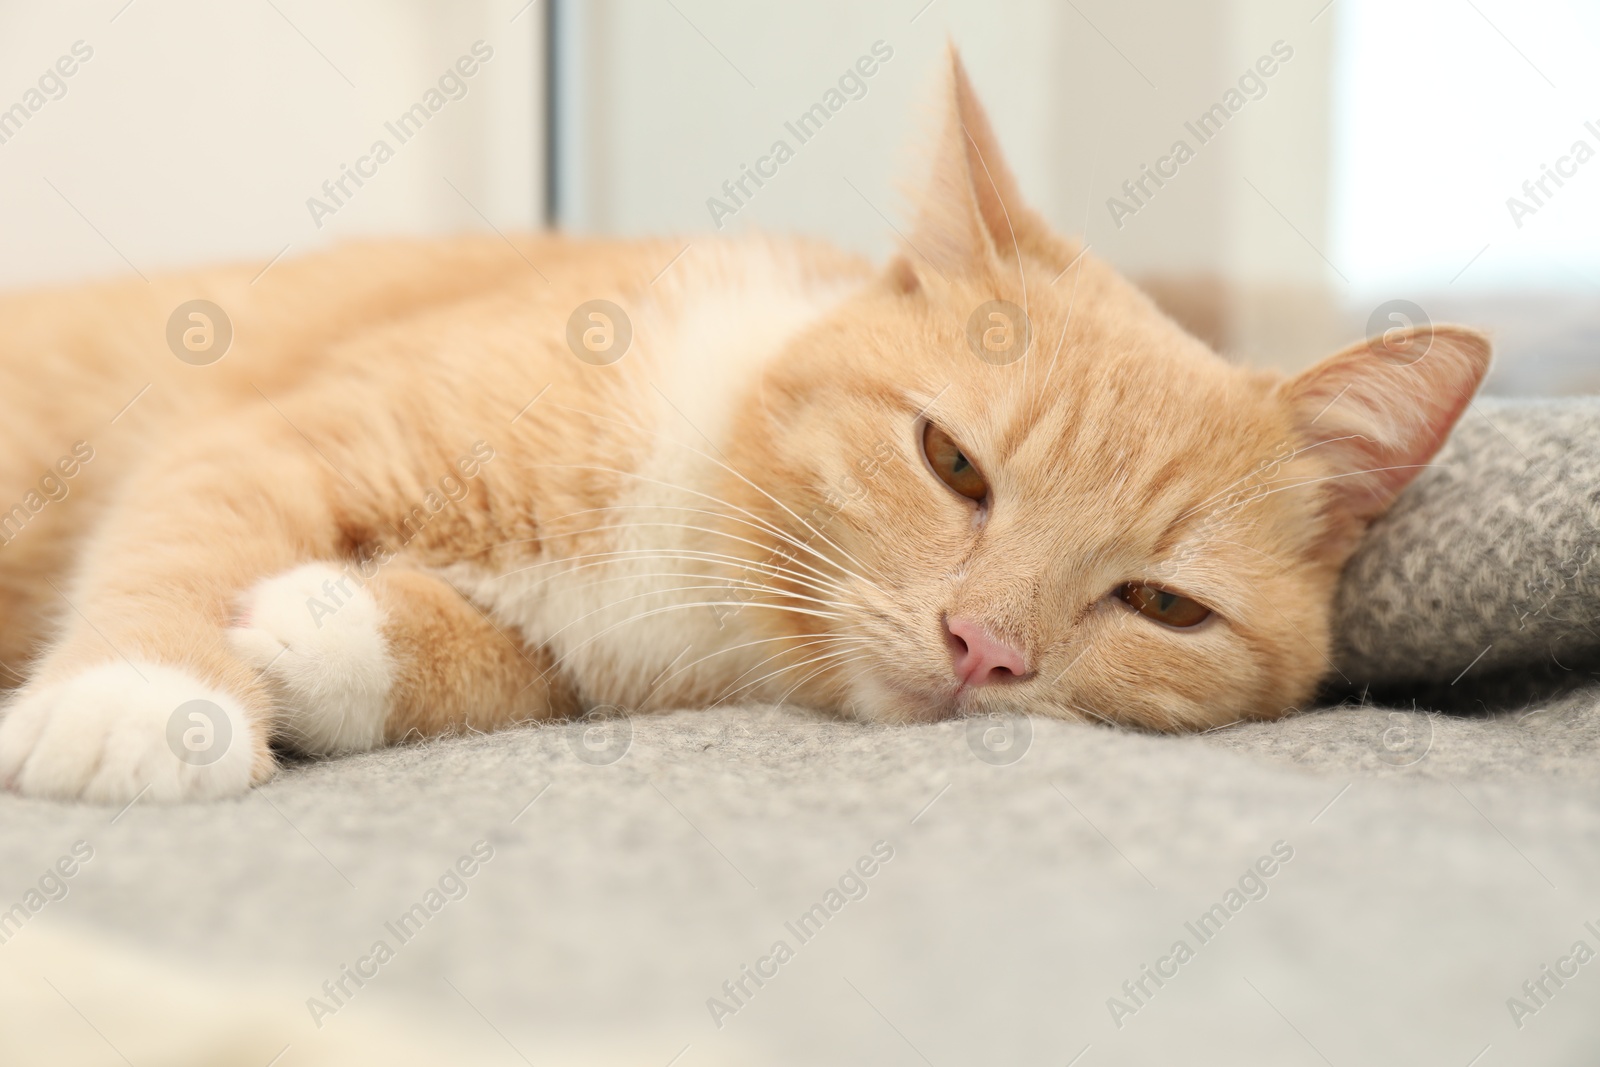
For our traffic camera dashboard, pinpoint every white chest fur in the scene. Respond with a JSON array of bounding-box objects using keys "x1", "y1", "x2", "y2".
[{"x1": 448, "y1": 240, "x2": 862, "y2": 711}]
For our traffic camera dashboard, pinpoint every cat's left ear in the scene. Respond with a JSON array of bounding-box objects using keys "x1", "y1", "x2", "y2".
[
  {"x1": 1280, "y1": 324, "x2": 1491, "y2": 543},
  {"x1": 895, "y1": 45, "x2": 1052, "y2": 286}
]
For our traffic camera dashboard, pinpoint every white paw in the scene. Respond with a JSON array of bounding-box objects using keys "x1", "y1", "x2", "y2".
[
  {"x1": 228, "y1": 562, "x2": 394, "y2": 756},
  {"x1": 0, "y1": 661, "x2": 257, "y2": 803}
]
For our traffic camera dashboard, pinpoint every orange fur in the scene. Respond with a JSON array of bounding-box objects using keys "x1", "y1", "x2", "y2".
[{"x1": 0, "y1": 49, "x2": 1489, "y2": 801}]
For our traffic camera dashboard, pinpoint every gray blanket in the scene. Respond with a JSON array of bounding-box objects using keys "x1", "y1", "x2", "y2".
[
  {"x1": 1, "y1": 398, "x2": 1597, "y2": 1066},
  {"x1": 1335, "y1": 397, "x2": 1600, "y2": 711}
]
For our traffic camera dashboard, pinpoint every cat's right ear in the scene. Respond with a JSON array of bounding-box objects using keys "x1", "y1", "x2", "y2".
[
  {"x1": 889, "y1": 45, "x2": 1048, "y2": 293},
  {"x1": 1279, "y1": 324, "x2": 1491, "y2": 550}
]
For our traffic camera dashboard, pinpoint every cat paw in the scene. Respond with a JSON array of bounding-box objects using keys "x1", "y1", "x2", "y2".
[
  {"x1": 0, "y1": 661, "x2": 257, "y2": 803},
  {"x1": 228, "y1": 562, "x2": 394, "y2": 755}
]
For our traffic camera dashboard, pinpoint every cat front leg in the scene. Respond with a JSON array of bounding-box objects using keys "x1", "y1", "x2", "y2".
[
  {"x1": 0, "y1": 412, "x2": 350, "y2": 803},
  {"x1": 229, "y1": 562, "x2": 572, "y2": 753},
  {"x1": 0, "y1": 392, "x2": 561, "y2": 803}
]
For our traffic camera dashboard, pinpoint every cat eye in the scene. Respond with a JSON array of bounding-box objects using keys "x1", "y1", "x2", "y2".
[
  {"x1": 1117, "y1": 582, "x2": 1213, "y2": 628},
  {"x1": 921, "y1": 422, "x2": 988, "y2": 502}
]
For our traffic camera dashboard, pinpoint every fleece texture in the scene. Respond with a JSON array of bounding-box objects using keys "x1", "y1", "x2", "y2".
[{"x1": 1337, "y1": 397, "x2": 1600, "y2": 698}]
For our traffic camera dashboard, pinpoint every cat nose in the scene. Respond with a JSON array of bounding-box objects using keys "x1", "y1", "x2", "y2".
[{"x1": 944, "y1": 616, "x2": 1029, "y2": 688}]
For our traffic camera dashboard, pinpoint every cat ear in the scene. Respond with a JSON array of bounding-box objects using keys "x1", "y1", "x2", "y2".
[
  {"x1": 1280, "y1": 324, "x2": 1491, "y2": 537},
  {"x1": 896, "y1": 45, "x2": 1046, "y2": 285}
]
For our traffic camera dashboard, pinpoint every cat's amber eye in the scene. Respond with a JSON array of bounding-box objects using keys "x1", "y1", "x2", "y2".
[
  {"x1": 921, "y1": 422, "x2": 988, "y2": 502},
  {"x1": 1118, "y1": 582, "x2": 1213, "y2": 628}
]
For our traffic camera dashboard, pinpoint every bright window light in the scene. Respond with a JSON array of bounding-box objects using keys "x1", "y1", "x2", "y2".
[{"x1": 1332, "y1": 0, "x2": 1600, "y2": 292}]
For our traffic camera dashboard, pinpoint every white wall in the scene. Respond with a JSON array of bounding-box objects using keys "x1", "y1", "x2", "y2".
[
  {"x1": 5, "y1": 0, "x2": 1590, "y2": 385},
  {"x1": 550, "y1": 0, "x2": 1341, "y2": 365},
  {"x1": 0, "y1": 0, "x2": 1344, "y2": 364},
  {"x1": 1334, "y1": 0, "x2": 1600, "y2": 292},
  {"x1": 0, "y1": 0, "x2": 544, "y2": 289},
  {"x1": 553, "y1": 2, "x2": 1335, "y2": 272}
]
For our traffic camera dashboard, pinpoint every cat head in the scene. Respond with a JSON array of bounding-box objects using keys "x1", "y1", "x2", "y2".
[{"x1": 731, "y1": 48, "x2": 1489, "y2": 730}]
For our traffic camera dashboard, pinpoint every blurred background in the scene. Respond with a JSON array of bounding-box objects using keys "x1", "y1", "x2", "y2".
[{"x1": 2, "y1": 0, "x2": 1596, "y2": 391}]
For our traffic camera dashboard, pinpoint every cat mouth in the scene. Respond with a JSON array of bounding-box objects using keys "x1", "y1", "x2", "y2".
[
  {"x1": 891, "y1": 679, "x2": 970, "y2": 723},
  {"x1": 847, "y1": 667, "x2": 982, "y2": 724},
  {"x1": 942, "y1": 679, "x2": 1033, "y2": 722}
]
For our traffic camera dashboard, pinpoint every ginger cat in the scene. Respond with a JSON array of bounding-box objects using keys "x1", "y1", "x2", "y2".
[{"x1": 0, "y1": 51, "x2": 1488, "y2": 802}]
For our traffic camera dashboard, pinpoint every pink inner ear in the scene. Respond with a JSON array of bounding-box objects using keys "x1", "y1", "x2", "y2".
[{"x1": 1284, "y1": 326, "x2": 1490, "y2": 524}]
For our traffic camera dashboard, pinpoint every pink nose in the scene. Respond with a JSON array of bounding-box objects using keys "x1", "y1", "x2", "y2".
[{"x1": 945, "y1": 616, "x2": 1029, "y2": 688}]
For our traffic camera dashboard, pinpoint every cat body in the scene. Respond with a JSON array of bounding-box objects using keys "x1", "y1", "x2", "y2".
[{"x1": 0, "y1": 52, "x2": 1489, "y2": 802}]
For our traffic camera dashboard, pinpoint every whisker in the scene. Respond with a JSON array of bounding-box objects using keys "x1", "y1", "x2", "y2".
[
  {"x1": 1199, "y1": 537, "x2": 1292, "y2": 570},
  {"x1": 1037, "y1": 243, "x2": 1090, "y2": 411},
  {"x1": 643, "y1": 632, "x2": 868, "y2": 710},
  {"x1": 769, "y1": 650, "x2": 872, "y2": 707},
  {"x1": 543, "y1": 598, "x2": 842, "y2": 678},
  {"x1": 696, "y1": 630, "x2": 869, "y2": 702},
  {"x1": 496, "y1": 541, "x2": 848, "y2": 593},
  {"x1": 496, "y1": 516, "x2": 856, "y2": 595},
  {"x1": 518, "y1": 467, "x2": 880, "y2": 591},
  {"x1": 538, "y1": 581, "x2": 845, "y2": 658},
  {"x1": 530, "y1": 409, "x2": 890, "y2": 588},
  {"x1": 713, "y1": 646, "x2": 871, "y2": 708},
  {"x1": 539, "y1": 459, "x2": 888, "y2": 588},
  {"x1": 535, "y1": 497, "x2": 862, "y2": 586},
  {"x1": 1172, "y1": 434, "x2": 1371, "y2": 524},
  {"x1": 505, "y1": 502, "x2": 864, "y2": 591},
  {"x1": 1198, "y1": 462, "x2": 1439, "y2": 524},
  {"x1": 509, "y1": 555, "x2": 848, "y2": 607},
  {"x1": 528, "y1": 568, "x2": 851, "y2": 613}
]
